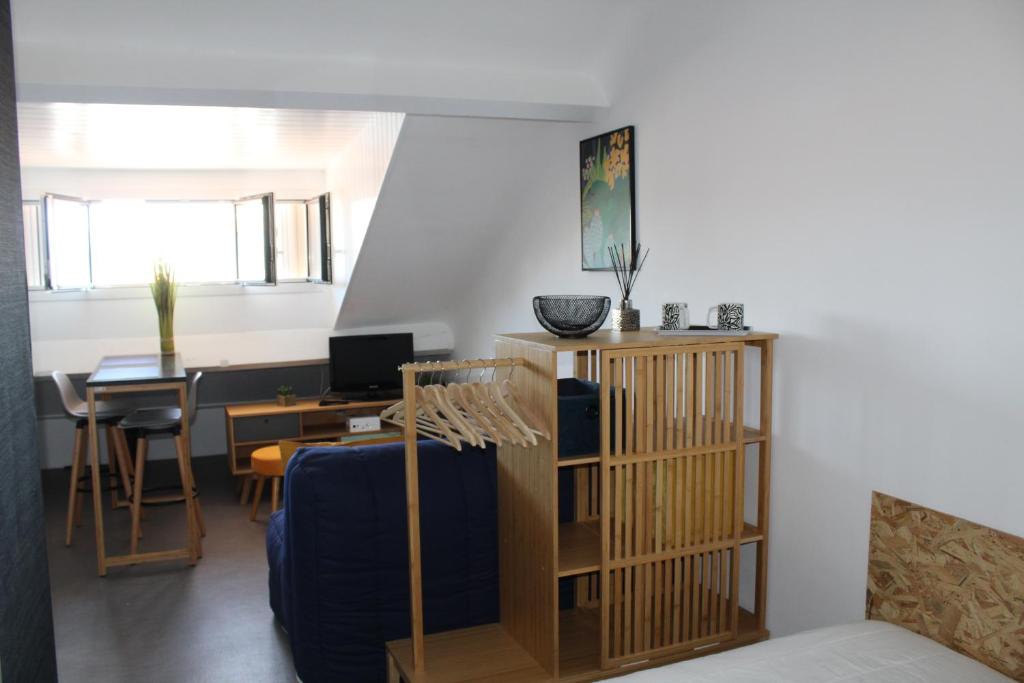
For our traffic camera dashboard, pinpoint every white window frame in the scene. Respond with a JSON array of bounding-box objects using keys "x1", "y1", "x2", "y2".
[{"x1": 29, "y1": 191, "x2": 333, "y2": 291}]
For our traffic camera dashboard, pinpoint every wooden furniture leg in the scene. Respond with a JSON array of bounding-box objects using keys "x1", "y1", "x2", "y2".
[
  {"x1": 270, "y1": 477, "x2": 280, "y2": 514},
  {"x1": 86, "y1": 388, "x2": 107, "y2": 576},
  {"x1": 386, "y1": 651, "x2": 400, "y2": 683},
  {"x1": 174, "y1": 432, "x2": 199, "y2": 565},
  {"x1": 130, "y1": 436, "x2": 148, "y2": 555},
  {"x1": 240, "y1": 474, "x2": 253, "y2": 505},
  {"x1": 250, "y1": 476, "x2": 265, "y2": 521},
  {"x1": 65, "y1": 425, "x2": 85, "y2": 546},
  {"x1": 108, "y1": 424, "x2": 133, "y2": 506}
]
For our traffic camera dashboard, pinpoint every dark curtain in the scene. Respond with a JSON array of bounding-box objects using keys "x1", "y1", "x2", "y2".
[{"x1": 0, "y1": 0, "x2": 59, "y2": 679}]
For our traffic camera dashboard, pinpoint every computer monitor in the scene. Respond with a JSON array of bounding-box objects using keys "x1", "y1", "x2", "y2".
[{"x1": 328, "y1": 333, "x2": 414, "y2": 399}]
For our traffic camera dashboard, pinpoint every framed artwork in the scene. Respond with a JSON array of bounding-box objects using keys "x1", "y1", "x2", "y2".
[{"x1": 580, "y1": 125, "x2": 635, "y2": 270}]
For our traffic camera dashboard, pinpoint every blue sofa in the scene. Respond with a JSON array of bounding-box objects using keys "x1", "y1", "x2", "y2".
[{"x1": 266, "y1": 440, "x2": 499, "y2": 682}]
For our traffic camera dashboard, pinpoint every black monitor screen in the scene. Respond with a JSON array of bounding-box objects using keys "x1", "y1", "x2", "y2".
[{"x1": 328, "y1": 333, "x2": 414, "y2": 396}]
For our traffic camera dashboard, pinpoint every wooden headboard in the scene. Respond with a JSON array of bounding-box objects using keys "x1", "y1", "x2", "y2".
[{"x1": 867, "y1": 491, "x2": 1024, "y2": 681}]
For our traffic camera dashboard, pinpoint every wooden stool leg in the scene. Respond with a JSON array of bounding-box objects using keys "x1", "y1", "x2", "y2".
[
  {"x1": 193, "y1": 498, "x2": 206, "y2": 538},
  {"x1": 270, "y1": 477, "x2": 280, "y2": 514},
  {"x1": 187, "y1": 461, "x2": 206, "y2": 538},
  {"x1": 239, "y1": 475, "x2": 253, "y2": 505},
  {"x1": 112, "y1": 428, "x2": 134, "y2": 501},
  {"x1": 249, "y1": 476, "x2": 265, "y2": 521},
  {"x1": 130, "y1": 436, "x2": 148, "y2": 555},
  {"x1": 65, "y1": 426, "x2": 85, "y2": 546},
  {"x1": 105, "y1": 425, "x2": 121, "y2": 509},
  {"x1": 174, "y1": 434, "x2": 199, "y2": 565}
]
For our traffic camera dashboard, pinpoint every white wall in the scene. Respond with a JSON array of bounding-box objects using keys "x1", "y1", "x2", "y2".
[
  {"x1": 338, "y1": 115, "x2": 581, "y2": 338},
  {"x1": 24, "y1": 167, "x2": 339, "y2": 373},
  {"x1": 436, "y1": 0, "x2": 1024, "y2": 638}
]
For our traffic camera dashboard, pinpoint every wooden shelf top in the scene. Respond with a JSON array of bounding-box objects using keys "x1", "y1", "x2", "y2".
[
  {"x1": 496, "y1": 328, "x2": 778, "y2": 352},
  {"x1": 556, "y1": 428, "x2": 766, "y2": 468},
  {"x1": 387, "y1": 622, "x2": 548, "y2": 683},
  {"x1": 559, "y1": 606, "x2": 768, "y2": 683},
  {"x1": 224, "y1": 397, "x2": 398, "y2": 418},
  {"x1": 559, "y1": 521, "x2": 601, "y2": 577}
]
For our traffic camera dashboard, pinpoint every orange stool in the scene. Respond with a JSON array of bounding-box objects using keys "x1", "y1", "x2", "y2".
[{"x1": 249, "y1": 445, "x2": 286, "y2": 521}]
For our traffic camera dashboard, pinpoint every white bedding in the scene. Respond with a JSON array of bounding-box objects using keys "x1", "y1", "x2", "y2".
[{"x1": 615, "y1": 620, "x2": 1012, "y2": 682}]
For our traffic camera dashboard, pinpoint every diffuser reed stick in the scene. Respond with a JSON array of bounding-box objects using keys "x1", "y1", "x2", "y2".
[{"x1": 608, "y1": 242, "x2": 650, "y2": 302}]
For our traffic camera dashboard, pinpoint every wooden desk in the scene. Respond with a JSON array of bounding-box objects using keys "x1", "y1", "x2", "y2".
[
  {"x1": 86, "y1": 354, "x2": 197, "y2": 576},
  {"x1": 224, "y1": 397, "x2": 401, "y2": 499}
]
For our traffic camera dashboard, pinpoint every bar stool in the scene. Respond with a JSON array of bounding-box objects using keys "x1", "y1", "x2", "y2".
[
  {"x1": 118, "y1": 371, "x2": 204, "y2": 556},
  {"x1": 53, "y1": 371, "x2": 135, "y2": 547}
]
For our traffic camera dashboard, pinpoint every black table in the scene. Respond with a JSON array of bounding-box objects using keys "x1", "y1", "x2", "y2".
[{"x1": 85, "y1": 354, "x2": 198, "y2": 575}]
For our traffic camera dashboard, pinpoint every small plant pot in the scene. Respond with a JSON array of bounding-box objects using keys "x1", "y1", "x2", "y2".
[{"x1": 276, "y1": 394, "x2": 297, "y2": 407}]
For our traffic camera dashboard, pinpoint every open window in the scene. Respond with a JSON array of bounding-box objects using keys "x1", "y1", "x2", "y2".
[
  {"x1": 42, "y1": 194, "x2": 92, "y2": 290},
  {"x1": 22, "y1": 200, "x2": 45, "y2": 289},
  {"x1": 234, "y1": 193, "x2": 276, "y2": 285},
  {"x1": 306, "y1": 193, "x2": 332, "y2": 283},
  {"x1": 32, "y1": 190, "x2": 319, "y2": 289}
]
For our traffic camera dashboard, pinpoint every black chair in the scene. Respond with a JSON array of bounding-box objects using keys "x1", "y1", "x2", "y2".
[{"x1": 118, "y1": 371, "x2": 205, "y2": 555}]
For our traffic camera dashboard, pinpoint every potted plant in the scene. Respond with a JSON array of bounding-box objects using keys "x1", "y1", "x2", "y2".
[
  {"x1": 150, "y1": 262, "x2": 177, "y2": 354},
  {"x1": 276, "y1": 385, "x2": 297, "y2": 407}
]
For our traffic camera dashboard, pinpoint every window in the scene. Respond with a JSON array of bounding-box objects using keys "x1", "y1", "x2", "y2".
[
  {"x1": 29, "y1": 192, "x2": 331, "y2": 289},
  {"x1": 275, "y1": 194, "x2": 331, "y2": 282},
  {"x1": 22, "y1": 201, "x2": 44, "y2": 289}
]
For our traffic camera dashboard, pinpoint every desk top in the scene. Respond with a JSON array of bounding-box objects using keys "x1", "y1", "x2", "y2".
[{"x1": 87, "y1": 353, "x2": 187, "y2": 387}]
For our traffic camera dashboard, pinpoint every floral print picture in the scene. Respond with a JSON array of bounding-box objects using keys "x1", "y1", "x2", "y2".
[{"x1": 580, "y1": 126, "x2": 635, "y2": 270}]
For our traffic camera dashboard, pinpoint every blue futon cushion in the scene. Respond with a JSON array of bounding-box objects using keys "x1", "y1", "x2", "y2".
[{"x1": 273, "y1": 440, "x2": 498, "y2": 682}]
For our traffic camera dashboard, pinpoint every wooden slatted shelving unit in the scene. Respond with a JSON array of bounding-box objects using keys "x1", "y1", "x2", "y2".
[{"x1": 386, "y1": 329, "x2": 776, "y2": 683}]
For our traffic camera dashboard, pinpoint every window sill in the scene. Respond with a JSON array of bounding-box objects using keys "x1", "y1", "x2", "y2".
[{"x1": 28, "y1": 281, "x2": 332, "y2": 303}]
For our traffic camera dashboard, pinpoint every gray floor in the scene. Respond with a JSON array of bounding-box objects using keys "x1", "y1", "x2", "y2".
[{"x1": 42, "y1": 455, "x2": 295, "y2": 682}]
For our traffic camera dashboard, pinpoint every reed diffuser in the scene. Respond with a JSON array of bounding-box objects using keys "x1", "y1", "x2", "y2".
[
  {"x1": 150, "y1": 262, "x2": 177, "y2": 355},
  {"x1": 608, "y1": 242, "x2": 650, "y2": 331}
]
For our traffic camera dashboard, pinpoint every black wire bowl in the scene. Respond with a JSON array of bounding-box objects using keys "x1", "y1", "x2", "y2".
[{"x1": 532, "y1": 295, "x2": 611, "y2": 338}]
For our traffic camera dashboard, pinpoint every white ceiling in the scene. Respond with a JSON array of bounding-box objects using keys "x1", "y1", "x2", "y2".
[
  {"x1": 17, "y1": 103, "x2": 381, "y2": 169},
  {"x1": 11, "y1": 0, "x2": 623, "y2": 77},
  {"x1": 11, "y1": 0, "x2": 634, "y2": 120}
]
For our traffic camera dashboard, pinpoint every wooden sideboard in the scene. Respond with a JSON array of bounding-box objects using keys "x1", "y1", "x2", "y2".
[{"x1": 223, "y1": 397, "x2": 401, "y2": 497}]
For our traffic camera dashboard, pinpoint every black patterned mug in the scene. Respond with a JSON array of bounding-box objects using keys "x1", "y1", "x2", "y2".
[
  {"x1": 706, "y1": 303, "x2": 744, "y2": 331},
  {"x1": 661, "y1": 302, "x2": 689, "y2": 330}
]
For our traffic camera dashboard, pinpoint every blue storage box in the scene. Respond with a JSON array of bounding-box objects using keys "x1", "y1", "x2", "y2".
[{"x1": 557, "y1": 378, "x2": 601, "y2": 457}]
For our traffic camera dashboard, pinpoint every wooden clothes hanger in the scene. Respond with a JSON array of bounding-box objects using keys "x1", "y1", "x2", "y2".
[{"x1": 381, "y1": 361, "x2": 550, "y2": 450}]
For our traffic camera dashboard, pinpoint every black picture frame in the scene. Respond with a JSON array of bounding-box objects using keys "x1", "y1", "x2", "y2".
[{"x1": 579, "y1": 125, "x2": 636, "y2": 271}]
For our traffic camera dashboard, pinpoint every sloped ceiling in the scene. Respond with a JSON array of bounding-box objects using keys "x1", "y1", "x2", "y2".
[{"x1": 336, "y1": 115, "x2": 582, "y2": 338}]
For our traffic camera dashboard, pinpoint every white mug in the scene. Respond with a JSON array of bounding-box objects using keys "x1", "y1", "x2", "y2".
[
  {"x1": 706, "y1": 303, "x2": 744, "y2": 331},
  {"x1": 661, "y1": 302, "x2": 689, "y2": 330}
]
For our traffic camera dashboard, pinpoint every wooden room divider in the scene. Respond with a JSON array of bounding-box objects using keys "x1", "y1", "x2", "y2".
[
  {"x1": 600, "y1": 344, "x2": 745, "y2": 666},
  {"x1": 386, "y1": 329, "x2": 777, "y2": 683}
]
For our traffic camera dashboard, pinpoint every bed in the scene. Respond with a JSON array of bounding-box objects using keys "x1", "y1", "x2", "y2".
[{"x1": 617, "y1": 492, "x2": 1023, "y2": 682}]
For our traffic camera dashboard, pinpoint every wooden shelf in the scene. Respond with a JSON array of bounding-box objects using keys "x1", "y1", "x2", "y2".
[
  {"x1": 741, "y1": 523, "x2": 764, "y2": 544},
  {"x1": 234, "y1": 429, "x2": 400, "y2": 447},
  {"x1": 559, "y1": 521, "x2": 601, "y2": 577},
  {"x1": 559, "y1": 607, "x2": 601, "y2": 680},
  {"x1": 225, "y1": 397, "x2": 397, "y2": 418},
  {"x1": 556, "y1": 428, "x2": 764, "y2": 468},
  {"x1": 386, "y1": 622, "x2": 548, "y2": 683},
  {"x1": 558, "y1": 606, "x2": 768, "y2": 682},
  {"x1": 558, "y1": 453, "x2": 600, "y2": 468}
]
